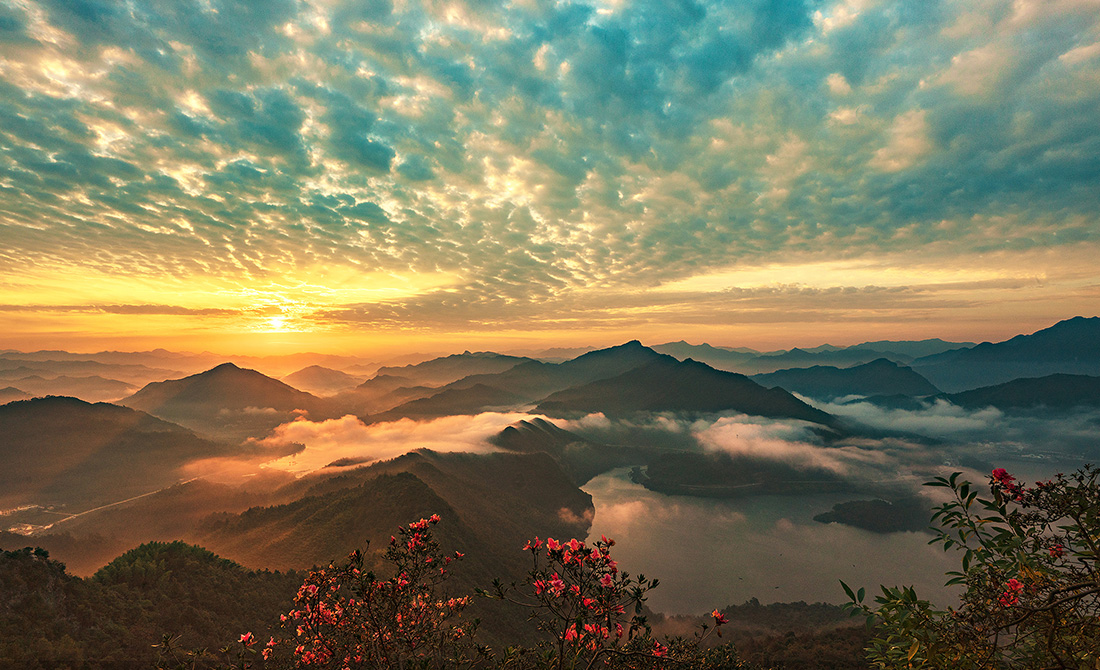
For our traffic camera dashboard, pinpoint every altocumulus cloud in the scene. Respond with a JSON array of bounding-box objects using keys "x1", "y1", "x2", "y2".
[{"x1": 1, "y1": 0, "x2": 1098, "y2": 331}]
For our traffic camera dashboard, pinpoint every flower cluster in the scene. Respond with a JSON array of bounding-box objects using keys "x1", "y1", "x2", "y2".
[
  {"x1": 487, "y1": 533, "x2": 725, "y2": 668},
  {"x1": 260, "y1": 515, "x2": 475, "y2": 669},
  {"x1": 991, "y1": 467, "x2": 1025, "y2": 500},
  {"x1": 998, "y1": 578, "x2": 1024, "y2": 608}
]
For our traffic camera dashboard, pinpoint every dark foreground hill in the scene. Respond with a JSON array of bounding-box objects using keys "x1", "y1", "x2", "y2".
[
  {"x1": 0, "y1": 543, "x2": 300, "y2": 670},
  {"x1": 0, "y1": 396, "x2": 226, "y2": 510}
]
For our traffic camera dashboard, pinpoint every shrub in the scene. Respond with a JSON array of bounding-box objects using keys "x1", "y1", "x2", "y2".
[
  {"x1": 188, "y1": 517, "x2": 742, "y2": 669},
  {"x1": 844, "y1": 465, "x2": 1100, "y2": 668}
]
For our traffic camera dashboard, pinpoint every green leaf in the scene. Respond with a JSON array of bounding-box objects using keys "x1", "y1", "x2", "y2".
[{"x1": 841, "y1": 580, "x2": 856, "y2": 602}]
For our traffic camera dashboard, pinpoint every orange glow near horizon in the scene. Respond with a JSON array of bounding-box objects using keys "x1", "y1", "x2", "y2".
[{"x1": 1, "y1": 246, "x2": 1096, "y2": 357}]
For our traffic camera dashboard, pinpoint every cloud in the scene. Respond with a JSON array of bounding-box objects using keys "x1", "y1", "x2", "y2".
[
  {"x1": 692, "y1": 415, "x2": 887, "y2": 476},
  {"x1": 256, "y1": 411, "x2": 529, "y2": 474},
  {"x1": 1, "y1": 0, "x2": 1099, "y2": 342}
]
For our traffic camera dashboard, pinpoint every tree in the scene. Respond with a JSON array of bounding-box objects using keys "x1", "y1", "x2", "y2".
[{"x1": 844, "y1": 465, "x2": 1100, "y2": 668}]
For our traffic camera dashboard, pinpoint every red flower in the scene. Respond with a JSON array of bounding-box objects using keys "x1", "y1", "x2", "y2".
[
  {"x1": 999, "y1": 578, "x2": 1024, "y2": 607},
  {"x1": 712, "y1": 609, "x2": 728, "y2": 625},
  {"x1": 239, "y1": 632, "x2": 255, "y2": 646},
  {"x1": 1049, "y1": 544, "x2": 1065, "y2": 558}
]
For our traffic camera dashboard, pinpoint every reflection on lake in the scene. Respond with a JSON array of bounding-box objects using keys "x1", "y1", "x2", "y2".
[{"x1": 582, "y1": 467, "x2": 960, "y2": 615}]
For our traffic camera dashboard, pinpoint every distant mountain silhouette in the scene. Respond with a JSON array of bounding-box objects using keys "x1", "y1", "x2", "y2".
[
  {"x1": 0, "y1": 396, "x2": 225, "y2": 510},
  {"x1": 6, "y1": 374, "x2": 137, "y2": 402},
  {"x1": 373, "y1": 351, "x2": 533, "y2": 386},
  {"x1": 332, "y1": 374, "x2": 439, "y2": 415},
  {"x1": 848, "y1": 339, "x2": 975, "y2": 359},
  {"x1": 650, "y1": 341, "x2": 759, "y2": 369},
  {"x1": 0, "y1": 356, "x2": 181, "y2": 386},
  {"x1": 438, "y1": 341, "x2": 669, "y2": 402},
  {"x1": 942, "y1": 373, "x2": 1100, "y2": 411},
  {"x1": 281, "y1": 365, "x2": 364, "y2": 396},
  {"x1": 752, "y1": 359, "x2": 941, "y2": 400},
  {"x1": 0, "y1": 386, "x2": 30, "y2": 404},
  {"x1": 739, "y1": 348, "x2": 913, "y2": 374},
  {"x1": 122, "y1": 362, "x2": 332, "y2": 441},
  {"x1": 534, "y1": 356, "x2": 837, "y2": 426},
  {"x1": 911, "y1": 317, "x2": 1100, "y2": 391}
]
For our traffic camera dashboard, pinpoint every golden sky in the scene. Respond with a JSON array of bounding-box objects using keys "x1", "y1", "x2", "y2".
[{"x1": 1, "y1": 0, "x2": 1098, "y2": 355}]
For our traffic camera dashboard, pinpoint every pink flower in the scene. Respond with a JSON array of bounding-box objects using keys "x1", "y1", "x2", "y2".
[
  {"x1": 652, "y1": 642, "x2": 667, "y2": 657},
  {"x1": 240, "y1": 632, "x2": 255, "y2": 646},
  {"x1": 549, "y1": 574, "x2": 566, "y2": 596},
  {"x1": 522, "y1": 537, "x2": 543, "y2": 551},
  {"x1": 599, "y1": 573, "x2": 614, "y2": 588},
  {"x1": 546, "y1": 538, "x2": 561, "y2": 551}
]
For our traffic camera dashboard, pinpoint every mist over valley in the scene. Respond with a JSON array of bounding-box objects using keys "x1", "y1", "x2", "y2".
[{"x1": 3, "y1": 317, "x2": 1098, "y2": 625}]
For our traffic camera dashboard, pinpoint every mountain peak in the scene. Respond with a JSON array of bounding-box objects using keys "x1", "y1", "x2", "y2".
[{"x1": 208, "y1": 362, "x2": 243, "y2": 373}]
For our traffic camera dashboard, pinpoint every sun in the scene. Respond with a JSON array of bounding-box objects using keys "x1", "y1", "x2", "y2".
[{"x1": 264, "y1": 316, "x2": 291, "y2": 332}]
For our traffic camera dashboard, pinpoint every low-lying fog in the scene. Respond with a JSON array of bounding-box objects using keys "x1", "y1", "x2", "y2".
[{"x1": 243, "y1": 401, "x2": 1099, "y2": 615}]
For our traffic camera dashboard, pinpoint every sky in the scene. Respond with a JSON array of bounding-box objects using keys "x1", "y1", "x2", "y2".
[{"x1": 1, "y1": 0, "x2": 1098, "y2": 356}]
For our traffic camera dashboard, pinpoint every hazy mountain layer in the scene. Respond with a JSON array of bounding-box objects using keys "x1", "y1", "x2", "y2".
[
  {"x1": 369, "y1": 383, "x2": 527, "y2": 422},
  {"x1": 912, "y1": 316, "x2": 1100, "y2": 391},
  {"x1": 752, "y1": 358, "x2": 941, "y2": 400},
  {"x1": 373, "y1": 351, "x2": 533, "y2": 386},
  {"x1": 281, "y1": 365, "x2": 365, "y2": 396},
  {"x1": 3, "y1": 375, "x2": 137, "y2": 403},
  {"x1": 0, "y1": 396, "x2": 226, "y2": 510},
  {"x1": 943, "y1": 373, "x2": 1100, "y2": 411},
  {"x1": 122, "y1": 362, "x2": 332, "y2": 441}
]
